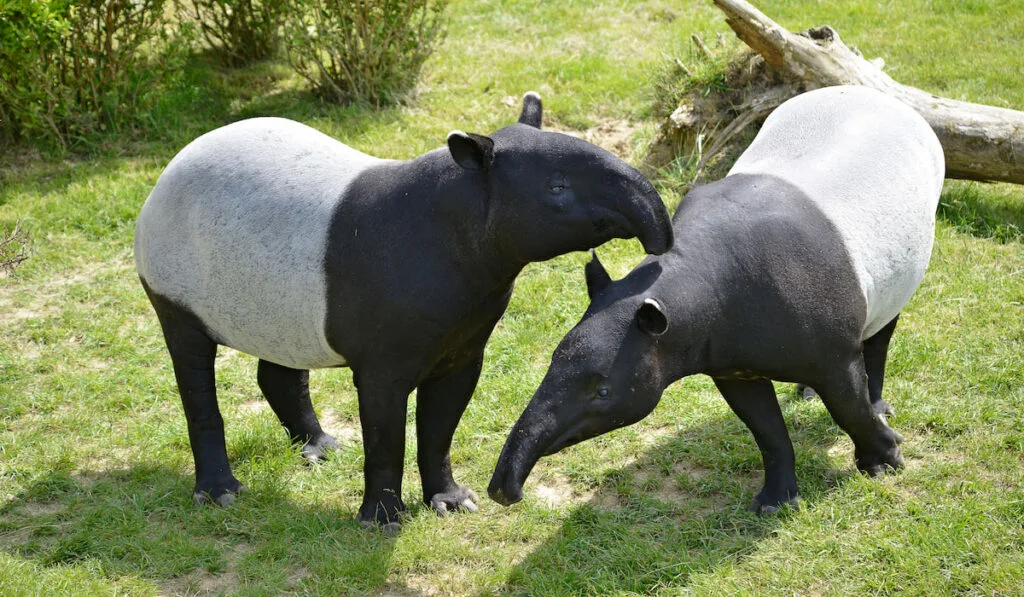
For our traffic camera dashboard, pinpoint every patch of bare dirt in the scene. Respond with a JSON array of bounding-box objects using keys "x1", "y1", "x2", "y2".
[
  {"x1": 22, "y1": 501, "x2": 67, "y2": 516},
  {"x1": 499, "y1": 96, "x2": 641, "y2": 161},
  {"x1": 319, "y1": 408, "x2": 361, "y2": 444},
  {"x1": 159, "y1": 542, "x2": 250, "y2": 597},
  {"x1": 378, "y1": 583, "x2": 431, "y2": 597},
  {"x1": 526, "y1": 451, "x2": 727, "y2": 514},
  {"x1": 403, "y1": 563, "x2": 479, "y2": 597},
  {"x1": 577, "y1": 119, "x2": 641, "y2": 161},
  {"x1": 0, "y1": 260, "x2": 132, "y2": 326},
  {"x1": 532, "y1": 474, "x2": 582, "y2": 508}
]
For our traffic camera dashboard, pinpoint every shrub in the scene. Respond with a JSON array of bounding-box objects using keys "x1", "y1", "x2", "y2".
[
  {"x1": 0, "y1": 222, "x2": 30, "y2": 277},
  {"x1": 176, "y1": 0, "x2": 287, "y2": 67},
  {"x1": 283, "y1": 0, "x2": 448, "y2": 106},
  {"x1": 0, "y1": 0, "x2": 170, "y2": 151}
]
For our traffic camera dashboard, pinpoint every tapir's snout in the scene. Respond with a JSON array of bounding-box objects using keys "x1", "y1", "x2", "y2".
[
  {"x1": 634, "y1": 189, "x2": 675, "y2": 254},
  {"x1": 487, "y1": 480, "x2": 524, "y2": 507},
  {"x1": 488, "y1": 453, "x2": 532, "y2": 507},
  {"x1": 488, "y1": 406, "x2": 552, "y2": 507},
  {"x1": 627, "y1": 187, "x2": 674, "y2": 256}
]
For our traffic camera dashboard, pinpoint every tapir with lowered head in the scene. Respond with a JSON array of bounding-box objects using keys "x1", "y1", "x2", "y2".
[
  {"x1": 134, "y1": 93, "x2": 672, "y2": 530},
  {"x1": 489, "y1": 86, "x2": 945, "y2": 514}
]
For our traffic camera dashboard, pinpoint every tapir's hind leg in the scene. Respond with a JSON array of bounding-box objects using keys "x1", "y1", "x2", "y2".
[
  {"x1": 257, "y1": 360, "x2": 338, "y2": 461},
  {"x1": 713, "y1": 378, "x2": 799, "y2": 514},
  {"x1": 148, "y1": 295, "x2": 243, "y2": 506},
  {"x1": 416, "y1": 352, "x2": 484, "y2": 516},
  {"x1": 815, "y1": 356, "x2": 904, "y2": 477},
  {"x1": 863, "y1": 315, "x2": 900, "y2": 418},
  {"x1": 798, "y1": 315, "x2": 901, "y2": 409}
]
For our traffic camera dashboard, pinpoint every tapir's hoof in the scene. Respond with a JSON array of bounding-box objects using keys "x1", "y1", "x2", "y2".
[
  {"x1": 357, "y1": 493, "x2": 408, "y2": 532},
  {"x1": 301, "y1": 433, "x2": 340, "y2": 463},
  {"x1": 358, "y1": 518, "x2": 403, "y2": 536},
  {"x1": 872, "y1": 399, "x2": 895, "y2": 417},
  {"x1": 193, "y1": 483, "x2": 245, "y2": 507},
  {"x1": 750, "y1": 491, "x2": 799, "y2": 516},
  {"x1": 857, "y1": 445, "x2": 904, "y2": 477},
  {"x1": 429, "y1": 486, "x2": 479, "y2": 516},
  {"x1": 797, "y1": 384, "x2": 819, "y2": 400}
]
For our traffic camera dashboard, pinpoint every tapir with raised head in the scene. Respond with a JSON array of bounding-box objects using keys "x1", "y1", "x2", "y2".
[
  {"x1": 489, "y1": 85, "x2": 945, "y2": 514},
  {"x1": 134, "y1": 93, "x2": 673, "y2": 529}
]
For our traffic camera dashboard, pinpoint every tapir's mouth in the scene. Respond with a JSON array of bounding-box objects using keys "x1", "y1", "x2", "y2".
[{"x1": 488, "y1": 455, "x2": 534, "y2": 506}]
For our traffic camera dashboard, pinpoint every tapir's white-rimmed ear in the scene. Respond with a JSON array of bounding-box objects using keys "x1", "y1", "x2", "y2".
[
  {"x1": 447, "y1": 130, "x2": 494, "y2": 171},
  {"x1": 518, "y1": 91, "x2": 543, "y2": 128},
  {"x1": 636, "y1": 297, "x2": 669, "y2": 336},
  {"x1": 585, "y1": 249, "x2": 613, "y2": 300}
]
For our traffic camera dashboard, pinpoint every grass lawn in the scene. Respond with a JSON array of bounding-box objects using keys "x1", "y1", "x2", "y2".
[{"x1": 2, "y1": 0, "x2": 1023, "y2": 595}]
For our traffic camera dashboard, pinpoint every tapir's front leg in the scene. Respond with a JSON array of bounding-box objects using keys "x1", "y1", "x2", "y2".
[
  {"x1": 355, "y1": 373, "x2": 413, "y2": 531},
  {"x1": 416, "y1": 351, "x2": 485, "y2": 515},
  {"x1": 713, "y1": 378, "x2": 798, "y2": 514}
]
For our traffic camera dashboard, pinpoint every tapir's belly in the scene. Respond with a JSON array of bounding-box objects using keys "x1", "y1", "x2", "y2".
[
  {"x1": 135, "y1": 118, "x2": 382, "y2": 369},
  {"x1": 729, "y1": 86, "x2": 945, "y2": 339}
]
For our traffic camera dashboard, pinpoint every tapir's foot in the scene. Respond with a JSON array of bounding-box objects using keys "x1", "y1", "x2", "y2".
[
  {"x1": 872, "y1": 399, "x2": 895, "y2": 417},
  {"x1": 855, "y1": 442, "x2": 904, "y2": 477},
  {"x1": 797, "y1": 384, "x2": 819, "y2": 400},
  {"x1": 428, "y1": 485, "x2": 479, "y2": 516},
  {"x1": 193, "y1": 477, "x2": 245, "y2": 507},
  {"x1": 750, "y1": 487, "x2": 799, "y2": 516},
  {"x1": 300, "y1": 433, "x2": 339, "y2": 463},
  {"x1": 357, "y1": 492, "x2": 407, "y2": 534}
]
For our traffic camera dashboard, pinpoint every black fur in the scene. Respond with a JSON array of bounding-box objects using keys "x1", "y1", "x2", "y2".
[
  {"x1": 140, "y1": 93, "x2": 673, "y2": 529},
  {"x1": 490, "y1": 173, "x2": 906, "y2": 513}
]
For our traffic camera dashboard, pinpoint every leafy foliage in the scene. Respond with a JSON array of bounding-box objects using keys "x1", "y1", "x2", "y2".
[
  {"x1": 283, "y1": 0, "x2": 448, "y2": 106},
  {"x1": 0, "y1": 0, "x2": 172, "y2": 151},
  {"x1": 0, "y1": 222, "x2": 30, "y2": 276},
  {"x1": 176, "y1": 0, "x2": 288, "y2": 67}
]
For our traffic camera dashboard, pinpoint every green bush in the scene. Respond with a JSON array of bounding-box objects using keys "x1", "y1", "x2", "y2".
[
  {"x1": 0, "y1": 222, "x2": 30, "y2": 277},
  {"x1": 176, "y1": 0, "x2": 287, "y2": 67},
  {"x1": 0, "y1": 0, "x2": 170, "y2": 151},
  {"x1": 283, "y1": 0, "x2": 448, "y2": 106}
]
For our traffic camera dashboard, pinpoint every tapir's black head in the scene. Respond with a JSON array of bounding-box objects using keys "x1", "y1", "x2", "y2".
[
  {"x1": 446, "y1": 92, "x2": 673, "y2": 261},
  {"x1": 488, "y1": 251, "x2": 673, "y2": 506}
]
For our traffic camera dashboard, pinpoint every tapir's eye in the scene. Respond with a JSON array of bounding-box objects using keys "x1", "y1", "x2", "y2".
[
  {"x1": 596, "y1": 385, "x2": 610, "y2": 399},
  {"x1": 548, "y1": 174, "x2": 569, "y2": 195}
]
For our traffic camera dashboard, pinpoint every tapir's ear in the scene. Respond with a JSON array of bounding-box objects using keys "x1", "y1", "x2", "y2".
[
  {"x1": 518, "y1": 91, "x2": 543, "y2": 129},
  {"x1": 636, "y1": 297, "x2": 669, "y2": 336},
  {"x1": 585, "y1": 250, "x2": 613, "y2": 300},
  {"x1": 447, "y1": 130, "x2": 494, "y2": 171}
]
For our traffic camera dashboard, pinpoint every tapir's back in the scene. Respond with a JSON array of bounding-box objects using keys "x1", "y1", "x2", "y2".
[
  {"x1": 728, "y1": 86, "x2": 944, "y2": 338},
  {"x1": 135, "y1": 117, "x2": 382, "y2": 368}
]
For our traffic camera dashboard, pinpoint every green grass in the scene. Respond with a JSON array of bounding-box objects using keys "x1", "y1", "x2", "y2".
[{"x1": 2, "y1": 0, "x2": 1024, "y2": 595}]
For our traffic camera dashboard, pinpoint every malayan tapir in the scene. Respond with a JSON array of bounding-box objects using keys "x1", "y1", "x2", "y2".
[
  {"x1": 134, "y1": 92, "x2": 673, "y2": 529},
  {"x1": 489, "y1": 85, "x2": 945, "y2": 514}
]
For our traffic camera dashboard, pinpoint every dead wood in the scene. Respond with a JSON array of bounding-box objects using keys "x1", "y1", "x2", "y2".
[{"x1": 647, "y1": 0, "x2": 1024, "y2": 186}]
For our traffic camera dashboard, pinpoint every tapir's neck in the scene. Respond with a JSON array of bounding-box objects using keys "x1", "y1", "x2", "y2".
[
  {"x1": 381, "y1": 150, "x2": 526, "y2": 292},
  {"x1": 651, "y1": 255, "x2": 724, "y2": 383}
]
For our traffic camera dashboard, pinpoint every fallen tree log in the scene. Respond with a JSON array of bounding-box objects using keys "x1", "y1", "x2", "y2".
[{"x1": 648, "y1": 0, "x2": 1024, "y2": 185}]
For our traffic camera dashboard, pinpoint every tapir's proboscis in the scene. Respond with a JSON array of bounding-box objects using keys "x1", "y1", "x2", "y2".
[
  {"x1": 135, "y1": 92, "x2": 673, "y2": 530},
  {"x1": 489, "y1": 86, "x2": 945, "y2": 514}
]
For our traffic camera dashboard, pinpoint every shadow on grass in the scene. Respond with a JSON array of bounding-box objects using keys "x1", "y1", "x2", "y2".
[
  {"x1": 0, "y1": 463, "x2": 402, "y2": 595},
  {"x1": 499, "y1": 389, "x2": 862, "y2": 594}
]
